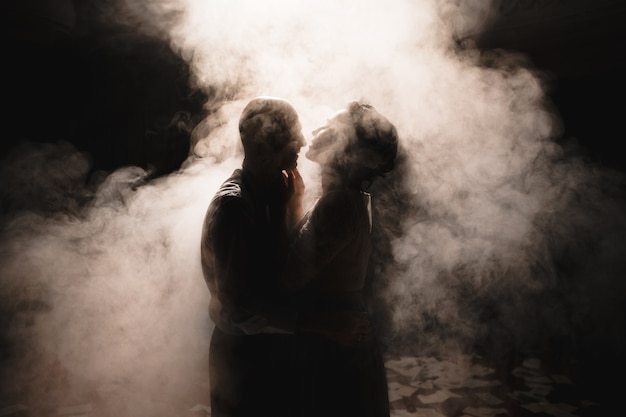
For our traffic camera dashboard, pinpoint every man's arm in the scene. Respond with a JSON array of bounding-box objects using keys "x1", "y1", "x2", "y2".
[{"x1": 205, "y1": 197, "x2": 298, "y2": 335}]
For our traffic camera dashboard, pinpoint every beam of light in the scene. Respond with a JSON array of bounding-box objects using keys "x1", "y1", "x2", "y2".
[{"x1": 1, "y1": 0, "x2": 625, "y2": 416}]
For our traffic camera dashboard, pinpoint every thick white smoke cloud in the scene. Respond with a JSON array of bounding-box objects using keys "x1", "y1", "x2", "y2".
[
  {"x1": 0, "y1": 147, "x2": 238, "y2": 414},
  {"x1": 1, "y1": 0, "x2": 625, "y2": 415}
]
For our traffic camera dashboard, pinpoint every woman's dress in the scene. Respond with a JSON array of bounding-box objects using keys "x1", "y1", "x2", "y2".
[{"x1": 284, "y1": 187, "x2": 390, "y2": 417}]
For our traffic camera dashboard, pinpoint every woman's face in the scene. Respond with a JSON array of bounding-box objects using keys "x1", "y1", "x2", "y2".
[{"x1": 305, "y1": 109, "x2": 356, "y2": 164}]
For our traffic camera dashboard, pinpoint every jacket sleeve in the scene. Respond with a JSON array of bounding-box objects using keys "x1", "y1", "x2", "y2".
[{"x1": 204, "y1": 197, "x2": 297, "y2": 335}]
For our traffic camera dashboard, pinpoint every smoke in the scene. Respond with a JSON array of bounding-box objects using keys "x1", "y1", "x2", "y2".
[
  {"x1": 0, "y1": 143, "x2": 238, "y2": 414},
  {"x1": 1, "y1": 0, "x2": 626, "y2": 415}
]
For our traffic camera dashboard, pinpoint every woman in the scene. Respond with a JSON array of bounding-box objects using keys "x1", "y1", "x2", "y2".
[{"x1": 283, "y1": 101, "x2": 399, "y2": 417}]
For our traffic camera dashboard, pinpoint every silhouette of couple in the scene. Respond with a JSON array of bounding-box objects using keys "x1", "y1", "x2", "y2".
[{"x1": 201, "y1": 96, "x2": 399, "y2": 417}]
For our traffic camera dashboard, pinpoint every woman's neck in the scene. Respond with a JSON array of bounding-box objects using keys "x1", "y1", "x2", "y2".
[{"x1": 321, "y1": 168, "x2": 362, "y2": 193}]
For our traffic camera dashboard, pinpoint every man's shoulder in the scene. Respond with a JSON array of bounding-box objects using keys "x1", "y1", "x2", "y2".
[
  {"x1": 209, "y1": 169, "x2": 255, "y2": 215},
  {"x1": 214, "y1": 169, "x2": 244, "y2": 200},
  {"x1": 215, "y1": 181, "x2": 242, "y2": 200}
]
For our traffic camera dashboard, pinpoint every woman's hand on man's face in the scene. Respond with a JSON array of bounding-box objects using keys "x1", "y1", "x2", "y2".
[{"x1": 283, "y1": 168, "x2": 305, "y2": 228}]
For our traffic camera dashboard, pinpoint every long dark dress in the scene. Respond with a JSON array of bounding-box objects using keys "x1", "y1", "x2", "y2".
[{"x1": 284, "y1": 187, "x2": 390, "y2": 417}]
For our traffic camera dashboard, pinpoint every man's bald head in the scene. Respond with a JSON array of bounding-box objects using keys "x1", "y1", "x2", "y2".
[
  {"x1": 238, "y1": 96, "x2": 306, "y2": 175},
  {"x1": 239, "y1": 96, "x2": 304, "y2": 153}
]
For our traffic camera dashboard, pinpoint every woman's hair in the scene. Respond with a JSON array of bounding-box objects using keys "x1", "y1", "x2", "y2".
[{"x1": 342, "y1": 101, "x2": 399, "y2": 187}]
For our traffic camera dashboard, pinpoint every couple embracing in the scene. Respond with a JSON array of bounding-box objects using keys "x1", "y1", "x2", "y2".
[{"x1": 201, "y1": 96, "x2": 399, "y2": 417}]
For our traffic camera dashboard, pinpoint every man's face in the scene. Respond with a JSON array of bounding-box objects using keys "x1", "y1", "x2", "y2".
[
  {"x1": 244, "y1": 107, "x2": 306, "y2": 175},
  {"x1": 279, "y1": 128, "x2": 306, "y2": 170},
  {"x1": 266, "y1": 124, "x2": 306, "y2": 172}
]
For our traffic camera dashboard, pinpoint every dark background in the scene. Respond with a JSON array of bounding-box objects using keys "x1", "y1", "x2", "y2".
[
  {"x1": 470, "y1": 0, "x2": 626, "y2": 174},
  {"x1": 1, "y1": 0, "x2": 208, "y2": 180},
  {"x1": 1, "y1": 0, "x2": 625, "y2": 178}
]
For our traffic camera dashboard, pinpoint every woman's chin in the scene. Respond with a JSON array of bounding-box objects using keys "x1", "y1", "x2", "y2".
[
  {"x1": 304, "y1": 149, "x2": 316, "y2": 161},
  {"x1": 305, "y1": 148, "x2": 326, "y2": 164}
]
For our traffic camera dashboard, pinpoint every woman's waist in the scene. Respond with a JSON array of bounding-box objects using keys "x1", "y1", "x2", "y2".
[{"x1": 292, "y1": 289, "x2": 365, "y2": 311}]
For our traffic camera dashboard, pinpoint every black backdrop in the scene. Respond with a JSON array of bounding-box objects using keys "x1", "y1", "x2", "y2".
[{"x1": 2, "y1": 1, "x2": 625, "y2": 178}]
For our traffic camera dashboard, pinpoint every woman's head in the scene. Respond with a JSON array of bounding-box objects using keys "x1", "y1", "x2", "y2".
[{"x1": 307, "y1": 101, "x2": 398, "y2": 188}]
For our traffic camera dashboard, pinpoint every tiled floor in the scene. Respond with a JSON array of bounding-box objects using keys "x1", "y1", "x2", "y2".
[
  {"x1": 384, "y1": 354, "x2": 614, "y2": 417},
  {"x1": 0, "y1": 352, "x2": 620, "y2": 416}
]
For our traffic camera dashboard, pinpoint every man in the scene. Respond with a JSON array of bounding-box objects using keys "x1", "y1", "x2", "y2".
[
  {"x1": 200, "y1": 96, "x2": 306, "y2": 417},
  {"x1": 201, "y1": 96, "x2": 371, "y2": 417}
]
